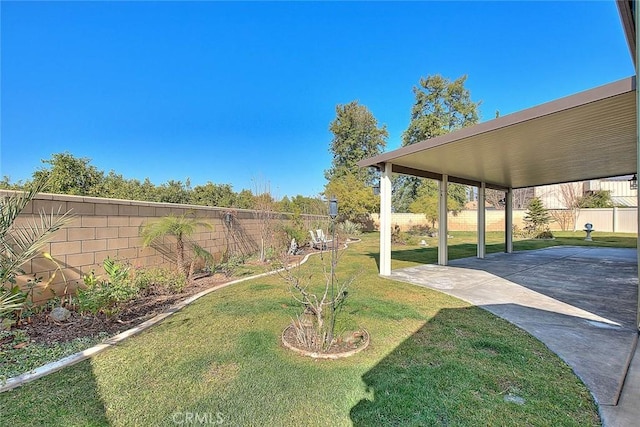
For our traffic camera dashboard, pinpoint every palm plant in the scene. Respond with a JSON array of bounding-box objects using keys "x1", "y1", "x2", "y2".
[
  {"x1": 1, "y1": 178, "x2": 75, "y2": 316},
  {"x1": 139, "y1": 213, "x2": 213, "y2": 278}
]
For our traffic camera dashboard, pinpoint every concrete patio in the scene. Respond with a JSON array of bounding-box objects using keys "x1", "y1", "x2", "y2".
[{"x1": 390, "y1": 246, "x2": 638, "y2": 424}]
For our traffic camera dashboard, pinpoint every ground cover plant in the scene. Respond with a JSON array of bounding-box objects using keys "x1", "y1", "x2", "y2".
[
  {"x1": 0, "y1": 257, "x2": 270, "y2": 383},
  {"x1": 0, "y1": 232, "x2": 608, "y2": 426}
]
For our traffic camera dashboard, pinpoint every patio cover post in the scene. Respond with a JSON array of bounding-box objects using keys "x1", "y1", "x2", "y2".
[
  {"x1": 379, "y1": 162, "x2": 392, "y2": 276},
  {"x1": 505, "y1": 188, "x2": 513, "y2": 253},
  {"x1": 438, "y1": 175, "x2": 448, "y2": 265},
  {"x1": 477, "y1": 182, "x2": 486, "y2": 259}
]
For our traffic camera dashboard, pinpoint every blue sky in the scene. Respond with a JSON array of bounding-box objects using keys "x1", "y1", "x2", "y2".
[{"x1": 0, "y1": 1, "x2": 634, "y2": 199}]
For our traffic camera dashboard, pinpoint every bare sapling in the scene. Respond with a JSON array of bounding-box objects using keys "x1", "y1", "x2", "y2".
[{"x1": 277, "y1": 249, "x2": 354, "y2": 351}]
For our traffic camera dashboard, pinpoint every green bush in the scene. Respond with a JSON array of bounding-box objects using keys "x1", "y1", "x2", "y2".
[
  {"x1": 133, "y1": 266, "x2": 187, "y2": 294},
  {"x1": 217, "y1": 254, "x2": 246, "y2": 277},
  {"x1": 76, "y1": 258, "x2": 138, "y2": 317},
  {"x1": 535, "y1": 230, "x2": 554, "y2": 239},
  {"x1": 337, "y1": 220, "x2": 363, "y2": 236},
  {"x1": 406, "y1": 224, "x2": 434, "y2": 236}
]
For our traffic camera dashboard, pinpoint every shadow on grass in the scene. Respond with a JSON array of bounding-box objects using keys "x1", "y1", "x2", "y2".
[
  {"x1": 0, "y1": 360, "x2": 110, "y2": 426},
  {"x1": 349, "y1": 306, "x2": 601, "y2": 426}
]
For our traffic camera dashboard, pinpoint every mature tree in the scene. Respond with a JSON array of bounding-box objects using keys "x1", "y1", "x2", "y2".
[
  {"x1": 578, "y1": 190, "x2": 613, "y2": 208},
  {"x1": 325, "y1": 101, "x2": 388, "y2": 186},
  {"x1": 234, "y1": 189, "x2": 255, "y2": 209},
  {"x1": 290, "y1": 195, "x2": 326, "y2": 215},
  {"x1": 101, "y1": 171, "x2": 133, "y2": 200},
  {"x1": 402, "y1": 74, "x2": 479, "y2": 146},
  {"x1": 155, "y1": 179, "x2": 191, "y2": 204},
  {"x1": 0, "y1": 176, "x2": 23, "y2": 190},
  {"x1": 191, "y1": 182, "x2": 236, "y2": 207},
  {"x1": 32, "y1": 152, "x2": 104, "y2": 196},
  {"x1": 324, "y1": 172, "x2": 378, "y2": 223},
  {"x1": 394, "y1": 74, "x2": 480, "y2": 212},
  {"x1": 101, "y1": 171, "x2": 159, "y2": 201},
  {"x1": 408, "y1": 180, "x2": 466, "y2": 228}
]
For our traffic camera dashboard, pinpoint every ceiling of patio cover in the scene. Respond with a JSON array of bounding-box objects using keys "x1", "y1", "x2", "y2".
[{"x1": 358, "y1": 77, "x2": 637, "y2": 191}]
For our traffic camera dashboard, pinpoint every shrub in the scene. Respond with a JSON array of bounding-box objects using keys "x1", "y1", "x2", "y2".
[
  {"x1": 76, "y1": 258, "x2": 138, "y2": 317},
  {"x1": 406, "y1": 224, "x2": 434, "y2": 236},
  {"x1": 337, "y1": 220, "x2": 363, "y2": 236},
  {"x1": 133, "y1": 266, "x2": 188, "y2": 294},
  {"x1": 279, "y1": 224, "x2": 307, "y2": 250},
  {"x1": 391, "y1": 224, "x2": 402, "y2": 243},
  {"x1": 0, "y1": 178, "x2": 74, "y2": 324},
  {"x1": 217, "y1": 254, "x2": 246, "y2": 277},
  {"x1": 535, "y1": 230, "x2": 554, "y2": 239}
]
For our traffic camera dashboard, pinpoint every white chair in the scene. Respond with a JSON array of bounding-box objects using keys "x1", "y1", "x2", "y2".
[
  {"x1": 316, "y1": 229, "x2": 333, "y2": 248},
  {"x1": 309, "y1": 230, "x2": 323, "y2": 250}
]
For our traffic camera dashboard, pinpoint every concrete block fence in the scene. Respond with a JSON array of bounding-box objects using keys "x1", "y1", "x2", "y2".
[
  {"x1": 1, "y1": 191, "x2": 325, "y2": 303},
  {"x1": 371, "y1": 208, "x2": 638, "y2": 234}
]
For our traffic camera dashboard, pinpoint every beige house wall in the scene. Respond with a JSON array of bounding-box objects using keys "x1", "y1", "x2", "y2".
[{"x1": 3, "y1": 191, "x2": 325, "y2": 303}]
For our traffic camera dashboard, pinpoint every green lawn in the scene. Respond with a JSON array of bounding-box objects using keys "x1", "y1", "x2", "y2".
[
  {"x1": 390, "y1": 230, "x2": 637, "y2": 269},
  {"x1": 0, "y1": 231, "x2": 620, "y2": 426}
]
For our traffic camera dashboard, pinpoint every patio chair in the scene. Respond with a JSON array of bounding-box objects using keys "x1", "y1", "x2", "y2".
[
  {"x1": 316, "y1": 229, "x2": 333, "y2": 248},
  {"x1": 309, "y1": 230, "x2": 324, "y2": 250}
]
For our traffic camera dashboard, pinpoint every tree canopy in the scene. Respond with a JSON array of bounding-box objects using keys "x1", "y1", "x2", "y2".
[
  {"x1": 394, "y1": 74, "x2": 480, "y2": 212},
  {"x1": 32, "y1": 152, "x2": 104, "y2": 196},
  {"x1": 578, "y1": 190, "x2": 613, "y2": 208},
  {"x1": 408, "y1": 180, "x2": 466, "y2": 228},
  {"x1": 402, "y1": 74, "x2": 479, "y2": 147},
  {"x1": 324, "y1": 172, "x2": 378, "y2": 223},
  {"x1": 325, "y1": 101, "x2": 387, "y2": 186},
  {"x1": 4, "y1": 152, "x2": 324, "y2": 214},
  {"x1": 523, "y1": 197, "x2": 552, "y2": 232}
]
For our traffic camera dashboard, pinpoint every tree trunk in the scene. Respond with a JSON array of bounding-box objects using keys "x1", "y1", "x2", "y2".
[{"x1": 176, "y1": 237, "x2": 186, "y2": 276}]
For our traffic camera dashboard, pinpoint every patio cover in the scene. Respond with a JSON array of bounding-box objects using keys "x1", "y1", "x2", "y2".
[
  {"x1": 357, "y1": 76, "x2": 639, "y2": 332},
  {"x1": 357, "y1": 77, "x2": 637, "y2": 190}
]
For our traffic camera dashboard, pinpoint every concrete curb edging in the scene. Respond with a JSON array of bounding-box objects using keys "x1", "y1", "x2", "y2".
[
  {"x1": 281, "y1": 325, "x2": 370, "y2": 359},
  {"x1": 0, "y1": 239, "x2": 358, "y2": 393}
]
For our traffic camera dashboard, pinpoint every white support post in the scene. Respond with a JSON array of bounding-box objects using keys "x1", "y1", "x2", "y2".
[
  {"x1": 613, "y1": 206, "x2": 618, "y2": 233},
  {"x1": 505, "y1": 188, "x2": 513, "y2": 253},
  {"x1": 438, "y1": 175, "x2": 448, "y2": 266},
  {"x1": 379, "y1": 163, "x2": 393, "y2": 276},
  {"x1": 477, "y1": 182, "x2": 486, "y2": 259}
]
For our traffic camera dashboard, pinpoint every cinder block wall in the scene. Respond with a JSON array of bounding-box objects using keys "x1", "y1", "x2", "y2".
[
  {"x1": 371, "y1": 209, "x2": 639, "y2": 233},
  {"x1": 3, "y1": 191, "x2": 325, "y2": 303},
  {"x1": 370, "y1": 211, "x2": 527, "y2": 232}
]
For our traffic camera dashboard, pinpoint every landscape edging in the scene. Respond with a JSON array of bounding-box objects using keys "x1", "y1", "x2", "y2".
[{"x1": 0, "y1": 239, "x2": 357, "y2": 393}]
